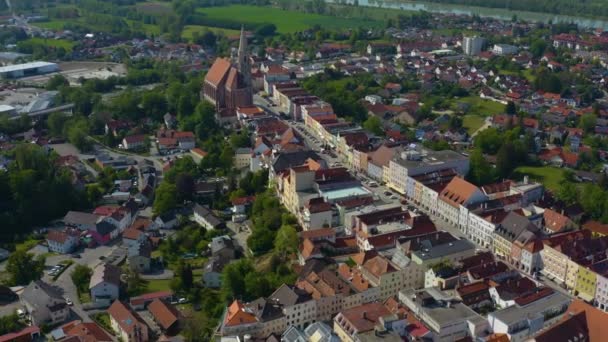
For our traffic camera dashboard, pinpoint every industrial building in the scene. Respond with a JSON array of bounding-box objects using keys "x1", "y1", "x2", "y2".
[{"x1": 0, "y1": 61, "x2": 59, "y2": 79}]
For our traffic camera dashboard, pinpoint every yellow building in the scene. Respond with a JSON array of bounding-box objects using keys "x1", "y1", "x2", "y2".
[
  {"x1": 566, "y1": 259, "x2": 581, "y2": 292},
  {"x1": 575, "y1": 266, "x2": 597, "y2": 302}
]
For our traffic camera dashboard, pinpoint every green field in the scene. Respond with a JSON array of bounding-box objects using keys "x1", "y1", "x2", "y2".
[
  {"x1": 25, "y1": 37, "x2": 75, "y2": 51},
  {"x1": 513, "y1": 166, "x2": 566, "y2": 192},
  {"x1": 453, "y1": 96, "x2": 506, "y2": 117},
  {"x1": 197, "y1": 5, "x2": 382, "y2": 33},
  {"x1": 182, "y1": 25, "x2": 240, "y2": 40},
  {"x1": 463, "y1": 114, "x2": 486, "y2": 134},
  {"x1": 146, "y1": 278, "x2": 172, "y2": 292}
]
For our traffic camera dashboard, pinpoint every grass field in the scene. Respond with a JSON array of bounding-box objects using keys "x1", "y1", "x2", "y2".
[
  {"x1": 146, "y1": 278, "x2": 172, "y2": 292},
  {"x1": 453, "y1": 96, "x2": 506, "y2": 116},
  {"x1": 182, "y1": 25, "x2": 240, "y2": 40},
  {"x1": 513, "y1": 166, "x2": 566, "y2": 192},
  {"x1": 135, "y1": 1, "x2": 171, "y2": 15},
  {"x1": 463, "y1": 114, "x2": 486, "y2": 134},
  {"x1": 197, "y1": 5, "x2": 382, "y2": 33},
  {"x1": 25, "y1": 37, "x2": 75, "y2": 51}
]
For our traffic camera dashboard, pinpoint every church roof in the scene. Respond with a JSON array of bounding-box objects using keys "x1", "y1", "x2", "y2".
[{"x1": 206, "y1": 58, "x2": 232, "y2": 86}]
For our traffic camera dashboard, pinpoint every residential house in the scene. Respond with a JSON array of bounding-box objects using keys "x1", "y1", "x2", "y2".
[
  {"x1": 203, "y1": 256, "x2": 228, "y2": 288},
  {"x1": 234, "y1": 148, "x2": 252, "y2": 169},
  {"x1": 487, "y1": 288, "x2": 570, "y2": 342},
  {"x1": 193, "y1": 204, "x2": 225, "y2": 230},
  {"x1": 148, "y1": 299, "x2": 181, "y2": 335},
  {"x1": 21, "y1": 280, "x2": 69, "y2": 326},
  {"x1": 129, "y1": 291, "x2": 174, "y2": 311},
  {"x1": 89, "y1": 263, "x2": 121, "y2": 302},
  {"x1": 122, "y1": 135, "x2": 147, "y2": 150},
  {"x1": 52, "y1": 320, "x2": 113, "y2": 341},
  {"x1": 532, "y1": 299, "x2": 608, "y2": 342},
  {"x1": 107, "y1": 300, "x2": 150, "y2": 342},
  {"x1": 437, "y1": 177, "x2": 487, "y2": 230},
  {"x1": 63, "y1": 211, "x2": 100, "y2": 231},
  {"x1": 128, "y1": 241, "x2": 152, "y2": 273},
  {"x1": 46, "y1": 229, "x2": 79, "y2": 254},
  {"x1": 399, "y1": 287, "x2": 484, "y2": 342},
  {"x1": 210, "y1": 235, "x2": 236, "y2": 260},
  {"x1": 0, "y1": 326, "x2": 41, "y2": 342},
  {"x1": 543, "y1": 208, "x2": 576, "y2": 234},
  {"x1": 493, "y1": 212, "x2": 538, "y2": 263},
  {"x1": 333, "y1": 302, "x2": 406, "y2": 342}
]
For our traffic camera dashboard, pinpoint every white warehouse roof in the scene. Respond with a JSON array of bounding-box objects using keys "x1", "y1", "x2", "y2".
[{"x1": 0, "y1": 61, "x2": 58, "y2": 73}]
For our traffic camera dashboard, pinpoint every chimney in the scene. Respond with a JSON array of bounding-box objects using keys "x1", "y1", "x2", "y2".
[{"x1": 362, "y1": 311, "x2": 367, "y2": 319}]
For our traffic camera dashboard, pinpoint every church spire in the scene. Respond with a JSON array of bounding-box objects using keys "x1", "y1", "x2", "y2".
[{"x1": 237, "y1": 25, "x2": 251, "y2": 89}]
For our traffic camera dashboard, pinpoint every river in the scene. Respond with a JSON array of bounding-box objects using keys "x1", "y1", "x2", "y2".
[{"x1": 331, "y1": 0, "x2": 608, "y2": 29}]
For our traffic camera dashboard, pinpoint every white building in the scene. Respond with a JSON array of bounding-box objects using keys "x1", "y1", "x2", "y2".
[
  {"x1": 492, "y1": 44, "x2": 518, "y2": 56},
  {"x1": 89, "y1": 263, "x2": 121, "y2": 302},
  {"x1": 46, "y1": 230, "x2": 79, "y2": 254},
  {"x1": 463, "y1": 36, "x2": 484, "y2": 55},
  {"x1": 437, "y1": 177, "x2": 487, "y2": 229},
  {"x1": 487, "y1": 289, "x2": 570, "y2": 342}
]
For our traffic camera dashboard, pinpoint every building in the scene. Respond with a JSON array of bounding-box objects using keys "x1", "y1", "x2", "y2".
[
  {"x1": 399, "y1": 287, "x2": 483, "y2": 341},
  {"x1": 487, "y1": 288, "x2": 570, "y2": 342},
  {"x1": 129, "y1": 291, "x2": 173, "y2": 311},
  {"x1": 89, "y1": 263, "x2": 121, "y2": 302},
  {"x1": 128, "y1": 241, "x2": 152, "y2": 273},
  {"x1": 63, "y1": 211, "x2": 100, "y2": 231},
  {"x1": 193, "y1": 204, "x2": 224, "y2": 230},
  {"x1": 51, "y1": 320, "x2": 113, "y2": 341},
  {"x1": 387, "y1": 148, "x2": 469, "y2": 195},
  {"x1": 234, "y1": 147, "x2": 252, "y2": 169},
  {"x1": 20, "y1": 280, "x2": 69, "y2": 326},
  {"x1": 492, "y1": 44, "x2": 518, "y2": 56},
  {"x1": 148, "y1": 299, "x2": 181, "y2": 334},
  {"x1": 122, "y1": 135, "x2": 147, "y2": 150},
  {"x1": 532, "y1": 299, "x2": 608, "y2": 342},
  {"x1": 463, "y1": 36, "x2": 484, "y2": 55},
  {"x1": 203, "y1": 256, "x2": 228, "y2": 288},
  {"x1": 107, "y1": 300, "x2": 150, "y2": 342},
  {"x1": 333, "y1": 302, "x2": 406, "y2": 342},
  {"x1": 46, "y1": 230, "x2": 79, "y2": 254},
  {"x1": 0, "y1": 326, "x2": 41, "y2": 342},
  {"x1": 437, "y1": 177, "x2": 487, "y2": 229},
  {"x1": 202, "y1": 27, "x2": 253, "y2": 122},
  {"x1": 0, "y1": 61, "x2": 58, "y2": 79}
]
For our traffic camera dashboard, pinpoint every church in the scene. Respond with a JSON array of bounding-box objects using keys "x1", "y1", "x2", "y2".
[{"x1": 201, "y1": 27, "x2": 253, "y2": 124}]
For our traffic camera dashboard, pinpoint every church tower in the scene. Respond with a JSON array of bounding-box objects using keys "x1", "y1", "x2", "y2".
[{"x1": 237, "y1": 26, "x2": 252, "y2": 89}]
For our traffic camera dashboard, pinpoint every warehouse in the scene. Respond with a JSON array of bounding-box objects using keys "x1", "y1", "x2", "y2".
[{"x1": 0, "y1": 61, "x2": 59, "y2": 79}]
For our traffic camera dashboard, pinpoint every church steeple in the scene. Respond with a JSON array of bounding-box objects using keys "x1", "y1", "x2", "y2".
[{"x1": 237, "y1": 25, "x2": 251, "y2": 89}]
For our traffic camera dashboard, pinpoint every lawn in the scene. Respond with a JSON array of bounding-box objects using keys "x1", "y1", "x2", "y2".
[
  {"x1": 453, "y1": 96, "x2": 505, "y2": 117},
  {"x1": 146, "y1": 279, "x2": 172, "y2": 292},
  {"x1": 463, "y1": 114, "x2": 486, "y2": 134},
  {"x1": 91, "y1": 313, "x2": 114, "y2": 335},
  {"x1": 135, "y1": 1, "x2": 171, "y2": 15},
  {"x1": 15, "y1": 238, "x2": 42, "y2": 252},
  {"x1": 35, "y1": 20, "x2": 67, "y2": 30},
  {"x1": 197, "y1": 5, "x2": 382, "y2": 33},
  {"x1": 24, "y1": 37, "x2": 75, "y2": 51},
  {"x1": 513, "y1": 166, "x2": 566, "y2": 192}
]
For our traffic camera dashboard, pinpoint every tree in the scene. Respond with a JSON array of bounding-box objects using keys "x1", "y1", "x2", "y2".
[
  {"x1": 6, "y1": 250, "x2": 45, "y2": 285},
  {"x1": 256, "y1": 24, "x2": 277, "y2": 37},
  {"x1": 363, "y1": 116, "x2": 383, "y2": 136},
  {"x1": 196, "y1": 30, "x2": 216, "y2": 47},
  {"x1": 496, "y1": 142, "x2": 517, "y2": 179},
  {"x1": 46, "y1": 74, "x2": 68, "y2": 90},
  {"x1": 579, "y1": 114, "x2": 597, "y2": 133},
  {"x1": 0, "y1": 313, "x2": 25, "y2": 335},
  {"x1": 505, "y1": 101, "x2": 517, "y2": 115},
  {"x1": 71, "y1": 264, "x2": 93, "y2": 295},
  {"x1": 274, "y1": 224, "x2": 298, "y2": 260},
  {"x1": 221, "y1": 259, "x2": 255, "y2": 302},
  {"x1": 126, "y1": 269, "x2": 147, "y2": 296},
  {"x1": 153, "y1": 182, "x2": 178, "y2": 215},
  {"x1": 177, "y1": 261, "x2": 193, "y2": 291},
  {"x1": 556, "y1": 182, "x2": 578, "y2": 204},
  {"x1": 47, "y1": 112, "x2": 69, "y2": 137},
  {"x1": 141, "y1": 91, "x2": 168, "y2": 122},
  {"x1": 175, "y1": 173, "x2": 195, "y2": 202},
  {"x1": 467, "y1": 148, "x2": 494, "y2": 185},
  {"x1": 530, "y1": 39, "x2": 547, "y2": 58}
]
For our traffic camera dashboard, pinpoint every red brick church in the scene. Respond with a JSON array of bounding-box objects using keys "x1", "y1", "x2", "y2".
[{"x1": 201, "y1": 27, "x2": 253, "y2": 124}]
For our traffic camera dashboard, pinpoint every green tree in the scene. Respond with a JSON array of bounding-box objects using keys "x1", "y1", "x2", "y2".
[
  {"x1": 274, "y1": 224, "x2": 298, "y2": 260},
  {"x1": 153, "y1": 182, "x2": 178, "y2": 215},
  {"x1": 363, "y1": 116, "x2": 383, "y2": 136},
  {"x1": 221, "y1": 259, "x2": 255, "y2": 302},
  {"x1": 579, "y1": 114, "x2": 597, "y2": 133},
  {"x1": 0, "y1": 313, "x2": 25, "y2": 335},
  {"x1": 126, "y1": 269, "x2": 147, "y2": 296},
  {"x1": 47, "y1": 112, "x2": 69, "y2": 137},
  {"x1": 46, "y1": 74, "x2": 68, "y2": 90},
  {"x1": 71, "y1": 264, "x2": 93, "y2": 294},
  {"x1": 505, "y1": 101, "x2": 517, "y2": 115},
  {"x1": 141, "y1": 91, "x2": 168, "y2": 122},
  {"x1": 467, "y1": 148, "x2": 494, "y2": 185},
  {"x1": 6, "y1": 250, "x2": 45, "y2": 285},
  {"x1": 556, "y1": 182, "x2": 578, "y2": 205},
  {"x1": 530, "y1": 39, "x2": 547, "y2": 58}
]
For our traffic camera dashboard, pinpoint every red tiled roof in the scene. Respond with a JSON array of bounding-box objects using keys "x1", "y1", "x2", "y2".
[
  {"x1": 205, "y1": 58, "x2": 232, "y2": 86},
  {"x1": 122, "y1": 228, "x2": 144, "y2": 240},
  {"x1": 107, "y1": 301, "x2": 148, "y2": 336},
  {"x1": 337, "y1": 302, "x2": 391, "y2": 333},
  {"x1": 0, "y1": 326, "x2": 40, "y2": 342},
  {"x1": 224, "y1": 300, "x2": 257, "y2": 327},
  {"x1": 47, "y1": 230, "x2": 75, "y2": 244},
  {"x1": 514, "y1": 287, "x2": 554, "y2": 306},
  {"x1": 543, "y1": 209, "x2": 573, "y2": 233},
  {"x1": 129, "y1": 291, "x2": 173, "y2": 306},
  {"x1": 191, "y1": 148, "x2": 208, "y2": 157},
  {"x1": 439, "y1": 177, "x2": 481, "y2": 207},
  {"x1": 583, "y1": 221, "x2": 608, "y2": 236},
  {"x1": 61, "y1": 320, "x2": 113, "y2": 342},
  {"x1": 148, "y1": 299, "x2": 180, "y2": 330}
]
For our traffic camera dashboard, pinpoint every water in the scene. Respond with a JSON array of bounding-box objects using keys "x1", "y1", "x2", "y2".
[{"x1": 332, "y1": 0, "x2": 608, "y2": 29}]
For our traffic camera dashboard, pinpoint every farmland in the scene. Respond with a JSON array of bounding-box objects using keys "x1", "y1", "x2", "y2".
[{"x1": 197, "y1": 5, "x2": 383, "y2": 33}]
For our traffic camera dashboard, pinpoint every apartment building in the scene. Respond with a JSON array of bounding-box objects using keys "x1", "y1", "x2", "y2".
[{"x1": 437, "y1": 177, "x2": 487, "y2": 229}]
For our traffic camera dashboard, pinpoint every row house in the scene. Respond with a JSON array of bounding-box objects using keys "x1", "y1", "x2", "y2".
[
  {"x1": 436, "y1": 177, "x2": 487, "y2": 230},
  {"x1": 492, "y1": 211, "x2": 539, "y2": 263}
]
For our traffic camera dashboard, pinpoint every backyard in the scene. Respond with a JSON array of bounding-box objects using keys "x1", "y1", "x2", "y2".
[{"x1": 513, "y1": 166, "x2": 567, "y2": 192}]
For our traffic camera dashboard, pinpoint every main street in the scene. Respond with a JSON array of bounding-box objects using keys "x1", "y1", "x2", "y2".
[{"x1": 253, "y1": 94, "x2": 573, "y2": 300}]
